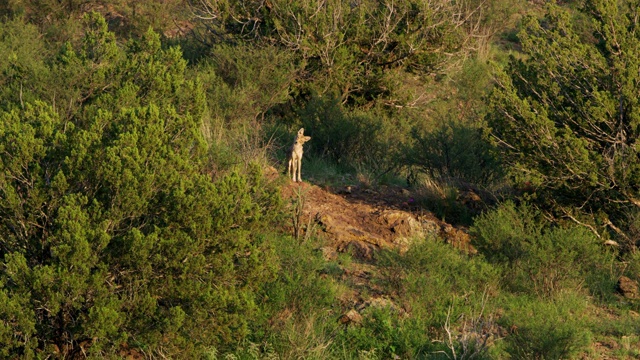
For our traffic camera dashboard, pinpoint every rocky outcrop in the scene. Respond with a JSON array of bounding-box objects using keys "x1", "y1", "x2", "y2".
[
  {"x1": 338, "y1": 309, "x2": 363, "y2": 326},
  {"x1": 617, "y1": 276, "x2": 639, "y2": 299},
  {"x1": 283, "y1": 182, "x2": 476, "y2": 260}
]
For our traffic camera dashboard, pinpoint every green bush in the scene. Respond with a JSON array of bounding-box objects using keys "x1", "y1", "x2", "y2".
[
  {"x1": 297, "y1": 93, "x2": 353, "y2": 163},
  {"x1": 408, "y1": 119, "x2": 502, "y2": 187},
  {"x1": 488, "y1": 1, "x2": 640, "y2": 238},
  {"x1": 196, "y1": 44, "x2": 296, "y2": 166},
  {"x1": 336, "y1": 306, "x2": 422, "y2": 359},
  {"x1": 241, "y1": 231, "x2": 344, "y2": 358},
  {"x1": 258, "y1": 236, "x2": 339, "y2": 322},
  {"x1": 0, "y1": 19, "x2": 52, "y2": 111},
  {"x1": 298, "y1": 93, "x2": 409, "y2": 177},
  {"x1": 379, "y1": 238, "x2": 499, "y2": 300},
  {"x1": 500, "y1": 294, "x2": 592, "y2": 360},
  {"x1": 406, "y1": 58, "x2": 501, "y2": 188},
  {"x1": 372, "y1": 238, "x2": 500, "y2": 358},
  {"x1": 0, "y1": 16, "x2": 282, "y2": 358},
  {"x1": 471, "y1": 202, "x2": 616, "y2": 298}
]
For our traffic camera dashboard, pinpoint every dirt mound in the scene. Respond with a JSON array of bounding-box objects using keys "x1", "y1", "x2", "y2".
[{"x1": 282, "y1": 182, "x2": 475, "y2": 259}]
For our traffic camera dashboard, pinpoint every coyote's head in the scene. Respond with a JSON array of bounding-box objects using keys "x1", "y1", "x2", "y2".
[{"x1": 296, "y1": 128, "x2": 311, "y2": 144}]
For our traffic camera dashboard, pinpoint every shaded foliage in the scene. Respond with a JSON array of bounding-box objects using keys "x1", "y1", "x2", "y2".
[
  {"x1": 409, "y1": 119, "x2": 502, "y2": 186},
  {"x1": 489, "y1": 0, "x2": 640, "y2": 241},
  {"x1": 191, "y1": 0, "x2": 507, "y2": 107}
]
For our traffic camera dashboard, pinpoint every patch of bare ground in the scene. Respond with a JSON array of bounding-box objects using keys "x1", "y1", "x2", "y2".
[
  {"x1": 281, "y1": 180, "x2": 477, "y2": 322},
  {"x1": 282, "y1": 181, "x2": 475, "y2": 259}
]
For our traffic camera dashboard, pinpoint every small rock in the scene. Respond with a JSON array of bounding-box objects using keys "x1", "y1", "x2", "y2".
[
  {"x1": 419, "y1": 218, "x2": 441, "y2": 235},
  {"x1": 379, "y1": 210, "x2": 423, "y2": 238},
  {"x1": 347, "y1": 227, "x2": 367, "y2": 238},
  {"x1": 368, "y1": 297, "x2": 397, "y2": 311},
  {"x1": 315, "y1": 213, "x2": 335, "y2": 232},
  {"x1": 339, "y1": 240, "x2": 377, "y2": 261},
  {"x1": 458, "y1": 190, "x2": 484, "y2": 212},
  {"x1": 443, "y1": 227, "x2": 477, "y2": 254},
  {"x1": 263, "y1": 165, "x2": 280, "y2": 182},
  {"x1": 338, "y1": 309, "x2": 362, "y2": 325},
  {"x1": 442, "y1": 224, "x2": 455, "y2": 234},
  {"x1": 617, "y1": 276, "x2": 639, "y2": 299},
  {"x1": 320, "y1": 247, "x2": 337, "y2": 261}
]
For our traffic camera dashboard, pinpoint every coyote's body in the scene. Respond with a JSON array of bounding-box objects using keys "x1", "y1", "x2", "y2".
[{"x1": 287, "y1": 128, "x2": 311, "y2": 182}]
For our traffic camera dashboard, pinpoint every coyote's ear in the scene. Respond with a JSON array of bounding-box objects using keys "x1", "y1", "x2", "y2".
[
  {"x1": 303, "y1": 136, "x2": 311, "y2": 142},
  {"x1": 298, "y1": 128, "x2": 305, "y2": 135}
]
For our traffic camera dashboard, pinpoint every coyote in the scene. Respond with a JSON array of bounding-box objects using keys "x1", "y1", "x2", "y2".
[{"x1": 287, "y1": 128, "x2": 312, "y2": 182}]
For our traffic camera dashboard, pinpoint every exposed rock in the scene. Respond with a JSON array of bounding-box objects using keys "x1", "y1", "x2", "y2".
[
  {"x1": 263, "y1": 165, "x2": 280, "y2": 182},
  {"x1": 418, "y1": 217, "x2": 441, "y2": 236},
  {"x1": 458, "y1": 189, "x2": 484, "y2": 212},
  {"x1": 442, "y1": 224, "x2": 476, "y2": 254},
  {"x1": 604, "y1": 239, "x2": 620, "y2": 247},
  {"x1": 338, "y1": 309, "x2": 363, "y2": 325},
  {"x1": 316, "y1": 208, "x2": 389, "y2": 261},
  {"x1": 315, "y1": 212, "x2": 335, "y2": 233},
  {"x1": 319, "y1": 246, "x2": 338, "y2": 261},
  {"x1": 284, "y1": 182, "x2": 478, "y2": 261},
  {"x1": 379, "y1": 210, "x2": 423, "y2": 238},
  {"x1": 618, "y1": 276, "x2": 639, "y2": 299},
  {"x1": 368, "y1": 297, "x2": 397, "y2": 311},
  {"x1": 391, "y1": 236, "x2": 412, "y2": 254},
  {"x1": 339, "y1": 240, "x2": 378, "y2": 261}
]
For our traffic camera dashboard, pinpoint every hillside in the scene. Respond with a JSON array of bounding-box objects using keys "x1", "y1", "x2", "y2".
[
  {"x1": 281, "y1": 179, "x2": 478, "y2": 310},
  {"x1": 278, "y1": 178, "x2": 639, "y2": 359},
  {"x1": 281, "y1": 180, "x2": 475, "y2": 258},
  {"x1": 2, "y1": 0, "x2": 640, "y2": 358},
  {"x1": 270, "y1": 178, "x2": 640, "y2": 359}
]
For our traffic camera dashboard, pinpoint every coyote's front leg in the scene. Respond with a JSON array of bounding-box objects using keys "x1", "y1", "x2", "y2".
[
  {"x1": 296, "y1": 157, "x2": 303, "y2": 182},
  {"x1": 287, "y1": 157, "x2": 294, "y2": 181},
  {"x1": 290, "y1": 156, "x2": 298, "y2": 182}
]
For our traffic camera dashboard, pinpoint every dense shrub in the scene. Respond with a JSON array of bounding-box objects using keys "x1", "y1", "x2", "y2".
[
  {"x1": 488, "y1": 0, "x2": 640, "y2": 239},
  {"x1": 298, "y1": 93, "x2": 410, "y2": 176},
  {"x1": 336, "y1": 306, "x2": 422, "y2": 359},
  {"x1": 0, "y1": 19, "x2": 53, "y2": 111},
  {"x1": 379, "y1": 237, "x2": 499, "y2": 299},
  {"x1": 408, "y1": 119, "x2": 502, "y2": 187},
  {"x1": 471, "y1": 202, "x2": 615, "y2": 298},
  {"x1": 191, "y1": 0, "x2": 492, "y2": 107},
  {"x1": 407, "y1": 58, "x2": 501, "y2": 188},
  {"x1": 0, "y1": 15, "x2": 281, "y2": 358},
  {"x1": 500, "y1": 294, "x2": 592, "y2": 359},
  {"x1": 371, "y1": 238, "x2": 500, "y2": 358}
]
